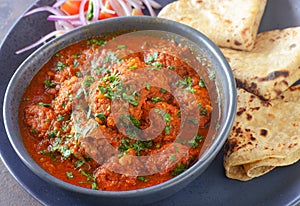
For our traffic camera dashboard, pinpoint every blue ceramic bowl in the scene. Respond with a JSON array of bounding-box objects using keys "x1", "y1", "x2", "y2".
[{"x1": 3, "y1": 16, "x2": 236, "y2": 205}]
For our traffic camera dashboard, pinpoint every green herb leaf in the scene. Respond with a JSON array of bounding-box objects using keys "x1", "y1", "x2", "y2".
[
  {"x1": 57, "y1": 114, "x2": 64, "y2": 122},
  {"x1": 38, "y1": 102, "x2": 51, "y2": 107},
  {"x1": 199, "y1": 78, "x2": 206, "y2": 88},
  {"x1": 66, "y1": 172, "x2": 74, "y2": 179},
  {"x1": 201, "y1": 109, "x2": 207, "y2": 115},
  {"x1": 146, "y1": 52, "x2": 158, "y2": 63},
  {"x1": 83, "y1": 76, "x2": 94, "y2": 87},
  {"x1": 44, "y1": 80, "x2": 56, "y2": 88},
  {"x1": 160, "y1": 88, "x2": 167, "y2": 94},
  {"x1": 74, "y1": 158, "x2": 85, "y2": 169},
  {"x1": 127, "y1": 65, "x2": 138, "y2": 70},
  {"x1": 96, "y1": 113, "x2": 106, "y2": 122},
  {"x1": 171, "y1": 163, "x2": 186, "y2": 176},
  {"x1": 146, "y1": 83, "x2": 151, "y2": 90},
  {"x1": 169, "y1": 154, "x2": 176, "y2": 162},
  {"x1": 137, "y1": 176, "x2": 149, "y2": 182},
  {"x1": 167, "y1": 66, "x2": 175, "y2": 70},
  {"x1": 92, "y1": 181, "x2": 98, "y2": 190},
  {"x1": 129, "y1": 115, "x2": 140, "y2": 128},
  {"x1": 117, "y1": 44, "x2": 127, "y2": 49},
  {"x1": 122, "y1": 93, "x2": 139, "y2": 107},
  {"x1": 165, "y1": 125, "x2": 172, "y2": 135},
  {"x1": 151, "y1": 97, "x2": 163, "y2": 103},
  {"x1": 56, "y1": 61, "x2": 67, "y2": 71}
]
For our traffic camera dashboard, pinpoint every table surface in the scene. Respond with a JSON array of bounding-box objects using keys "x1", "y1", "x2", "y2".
[{"x1": 0, "y1": 0, "x2": 41, "y2": 205}]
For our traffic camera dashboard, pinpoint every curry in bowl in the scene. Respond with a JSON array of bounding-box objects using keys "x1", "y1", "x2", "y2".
[{"x1": 19, "y1": 31, "x2": 213, "y2": 191}]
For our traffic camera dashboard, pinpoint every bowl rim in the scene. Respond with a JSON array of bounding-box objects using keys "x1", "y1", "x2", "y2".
[{"x1": 3, "y1": 16, "x2": 236, "y2": 197}]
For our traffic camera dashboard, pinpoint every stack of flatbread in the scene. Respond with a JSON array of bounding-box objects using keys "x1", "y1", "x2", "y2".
[{"x1": 158, "y1": 0, "x2": 300, "y2": 181}]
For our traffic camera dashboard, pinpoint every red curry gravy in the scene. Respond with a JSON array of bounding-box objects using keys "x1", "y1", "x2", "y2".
[{"x1": 19, "y1": 33, "x2": 212, "y2": 191}]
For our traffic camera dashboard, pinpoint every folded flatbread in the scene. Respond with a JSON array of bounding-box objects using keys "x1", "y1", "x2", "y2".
[
  {"x1": 224, "y1": 85, "x2": 300, "y2": 181},
  {"x1": 158, "y1": 0, "x2": 267, "y2": 51},
  {"x1": 221, "y1": 27, "x2": 300, "y2": 100}
]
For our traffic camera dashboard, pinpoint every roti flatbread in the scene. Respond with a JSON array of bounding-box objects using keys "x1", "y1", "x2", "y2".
[
  {"x1": 158, "y1": 0, "x2": 267, "y2": 51},
  {"x1": 221, "y1": 27, "x2": 300, "y2": 101},
  {"x1": 224, "y1": 85, "x2": 300, "y2": 181}
]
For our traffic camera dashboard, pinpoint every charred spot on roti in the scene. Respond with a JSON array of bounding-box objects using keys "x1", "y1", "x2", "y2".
[
  {"x1": 225, "y1": 19, "x2": 232, "y2": 24},
  {"x1": 267, "y1": 113, "x2": 275, "y2": 118},
  {"x1": 258, "y1": 70, "x2": 289, "y2": 82},
  {"x1": 250, "y1": 136, "x2": 256, "y2": 141},
  {"x1": 288, "y1": 143, "x2": 298, "y2": 149},
  {"x1": 235, "y1": 127, "x2": 242, "y2": 135},
  {"x1": 237, "y1": 107, "x2": 246, "y2": 116},
  {"x1": 250, "y1": 82, "x2": 257, "y2": 89},
  {"x1": 246, "y1": 113, "x2": 252, "y2": 121},
  {"x1": 274, "y1": 89, "x2": 283, "y2": 97},
  {"x1": 260, "y1": 129, "x2": 268, "y2": 137},
  {"x1": 242, "y1": 27, "x2": 250, "y2": 36},
  {"x1": 289, "y1": 43, "x2": 296, "y2": 49},
  {"x1": 250, "y1": 106, "x2": 260, "y2": 111},
  {"x1": 179, "y1": 16, "x2": 192, "y2": 21},
  {"x1": 245, "y1": 128, "x2": 250, "y2": 132},
  {"x1": 195, "y1": 0, "x2": 203, "y2": 3},
  {"x1": 234, "y1": 40, "x2": 242, "y2": 46},
  {"x1": 225, "y1": 138, "x2": 238, "y2": 153},
  {"x1": 282, "y1": 80, "x2": 289, "y2": 87},
  {"x1": 226, "y1": 39, "x2": 230, "y2": 43},
  {"x1": 269, "y1": 38, "x2": 275, "y2": 42},
  {"x1": 249, "y1": 94, "x2": 256, "y2": 102}
]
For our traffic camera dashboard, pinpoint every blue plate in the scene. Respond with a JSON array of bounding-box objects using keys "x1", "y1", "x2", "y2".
[{"x1": 0, "y1": 0, "x2": 299, "y2": 205}]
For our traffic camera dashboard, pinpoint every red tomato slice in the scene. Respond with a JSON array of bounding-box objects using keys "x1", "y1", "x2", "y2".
[
  {"x1": 98, "y1": 0, "x2": 118, "y2": 20},
  {"x1": 61, "y1": 0, "x2": 88, "y2": 15}
]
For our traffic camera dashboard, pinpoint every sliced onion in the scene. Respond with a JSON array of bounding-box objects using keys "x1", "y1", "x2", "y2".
[
  {"x1": 48, "y1": 14, "x2": 80, "y2": 21},
  {"x1": 17, "y1": 0, "x2": 162, "y2": 54},
  {"x1": 24, "y1": 6, "x2": 64, "y2": 17},
  {"x1": 79, "y1": 0, "x2": 89, "y2": 25},
  {"x1": 16, "y1": 30, "x2": 66, "y2": 54}
]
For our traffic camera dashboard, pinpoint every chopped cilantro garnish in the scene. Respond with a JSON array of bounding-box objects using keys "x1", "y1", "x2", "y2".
[
  {"x1": 169, "y1": 154, "x2": 176, "y2": 162},
  {"x1": 146, "y1": 52, "x2": 158, "y2": 63},
  {"x1": 83, "y1": 76, "x2": 94, "y2": 87},
  {"x1": 129, "y1": 115, "x2": 140, "y2": 127},
  {"x1": 66, "y1": 172, "x2": 74, "y2": 179},
  {"x1": 201, "y1": 109, "x2": 207, "y2": 115},
  {"x1": 96, "y1": 113, "x2": 106, "y2": 122},
  {"x1": 92, "y1": 181, "x2": 98, "y2": 190},
  {"x1": 57, "y1": 114, "x2": 64, "y2": 122},
  {"x1": 199, "y1": 78, "x2": 206, "y2": 88},
  {"x1": 167, "y1": 65, "x2": 175, "y2": 70},
  {"x1": 127, "y1": 65, "x2": 138, "y2": 70},
  {"x1": 56, "y1": 61, "x2": 67, "y2": 71},
  {"x1": 47, "y1": 130, "x2": 57, "y2": 138},
  {"x1": 76, "y1": 72, "x2": 83, "y2": 77},
  {"x1": 171, "y1": 163, "x2": 186, "y2": 176},
  {"x1": 44, "y1": 80, "x2": 56, "y2": 88},
  {"x1": 176, "y1": 77, "x2": 195, "y2": 93},
  {"x1": 74, "y1": 158, "x2": 85, "y2": 169},
  {"x1": 160, "y1": 88, "x2": 167, "y2": 94},
  {"x1": 118, "y1": 138, "x2": 153, "y2": 156},
  {"x1": 151, "y1": 97, "x2": 163, "y2": 103},
  {"x1": 122, "y1": 93, "x2": 139, "y2": 107},
  {"x1": 38, "y1": 102, "x2": 51, "y2": 107},
  {"x1": 146, "y1": 83, "x2": 151, "y2": 90},
  {"x1": 87, "y1": 39, "x2": 107, "y2": 46},
  {"x1": 137, "y1": 176, "x2": 149, "y2": 182},
  {"x1": 165, "y1": 125, "x2": 172, "y2": 135},
  {"x1": 117, "y1": 44, "x2": 127, "y2": 49}
]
